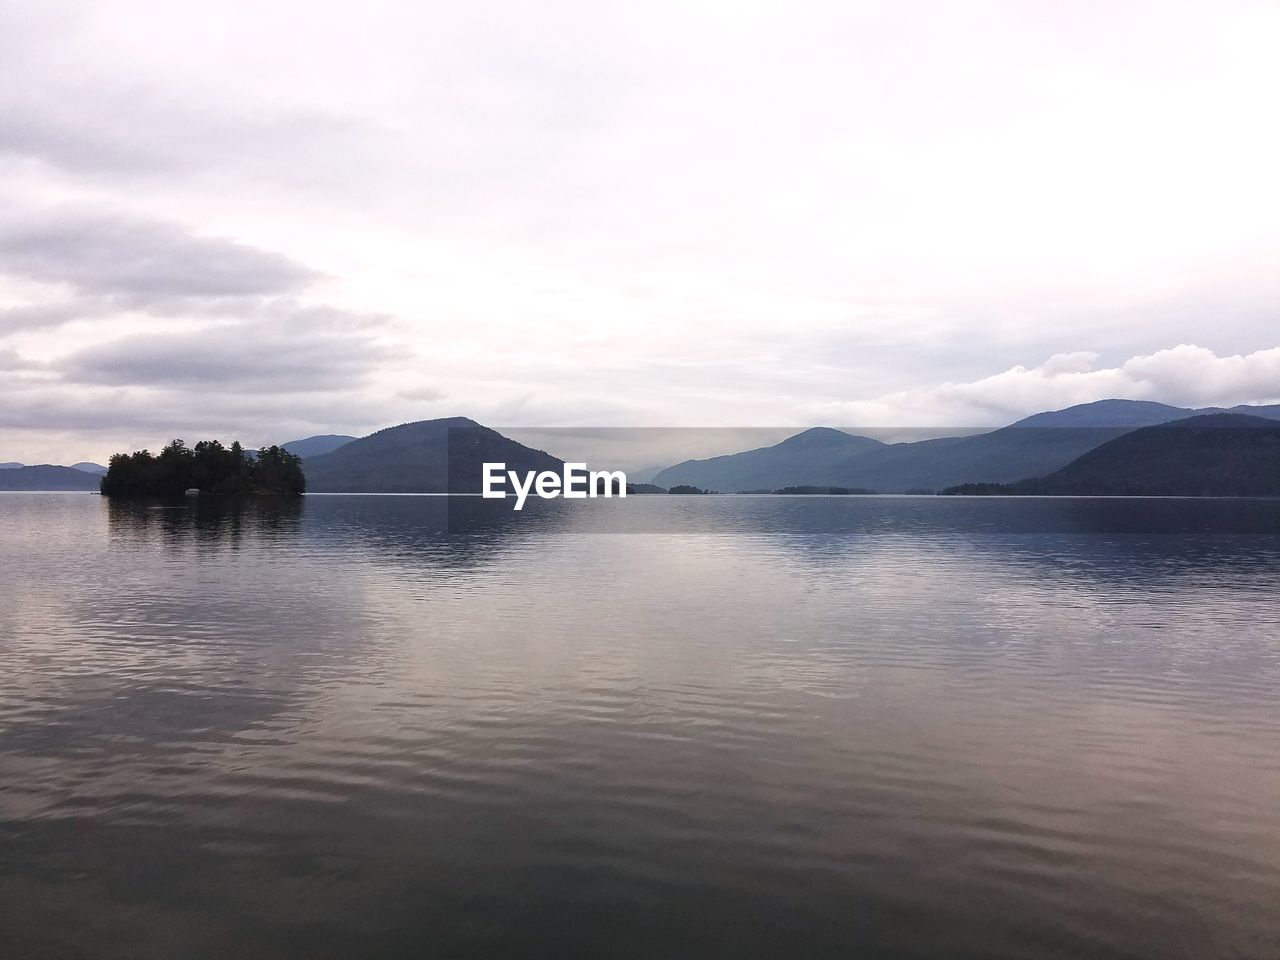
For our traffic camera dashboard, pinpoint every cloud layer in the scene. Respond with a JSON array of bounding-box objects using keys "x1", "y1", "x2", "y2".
[
  {"x1": 824, "y1": 345, "x2": 1280, "y2": 427},
  {"x1": 0, "y1": 0, "x2": 1278, "y2": 461},
  {"x1": 0, "y1": 209, "x2": 316, "y2": 299}
]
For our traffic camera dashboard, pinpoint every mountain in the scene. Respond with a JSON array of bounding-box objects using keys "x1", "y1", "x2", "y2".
[
  {"x1": 280, "y1": 434, "x2": 357, "y2": 459},
  {"x1": 0, "y1": 465, "x2": 101, "y2": 491},
  {"x1": 70, "y1": 461, "x2": 107, "y2": 474},
  {"x1": 303, "y1": 417, "x2": 563, "y2": 493},
  {"x1": 649, "y1": 400, "x2": 1280, "y2": 493},
  {"x1": 0, "y1": 462, "x2": 22, "y2": 469},
  {"x1": 1227, "y1": 403, "x2": 1280, "y2": 420},
  {"x1": 947, "y1": 414, "x2": 1280, "y2": 496},
  {"x1": 652, "y1": 428, "x2": 885, "y2": 491},
  {"x1": 1011, "y1": 399, "x2": 1197, "y2": 428}
]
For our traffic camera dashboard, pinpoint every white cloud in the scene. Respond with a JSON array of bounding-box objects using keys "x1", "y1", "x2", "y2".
[{"x1": 820, "y1": 345, "x2": 1280, "y2": 427}]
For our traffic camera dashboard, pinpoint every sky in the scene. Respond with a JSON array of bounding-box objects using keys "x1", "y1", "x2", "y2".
[{"x1": 2, "y1": 0, "x2": 1279, "y2": 464}]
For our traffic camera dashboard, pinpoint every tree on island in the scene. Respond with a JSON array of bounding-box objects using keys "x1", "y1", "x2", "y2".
[{"x1": 100, "y1": 439, "x2": 306, "y2": 496}]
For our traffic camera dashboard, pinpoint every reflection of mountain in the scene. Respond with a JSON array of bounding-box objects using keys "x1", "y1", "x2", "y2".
[
  {"x1": 0, "y1": 465, "x2": 100, "y2": 490},
  {"x1": 652, "y1": 400, "x2": 1280, "y2": 493},
  {"x1": 751, "y1": 496, "x2": 1280, "y2": 594},
  {"x1": 304, "y1": 417, "x2": 563, "y2": 493},
  {"x1": 295, "y1": 494, "x2": 572, "y2": 580}
]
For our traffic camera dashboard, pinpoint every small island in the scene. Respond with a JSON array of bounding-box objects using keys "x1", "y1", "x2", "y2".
[{"x1": 99, "y1": 439, "x2": 305, "y2": 496}]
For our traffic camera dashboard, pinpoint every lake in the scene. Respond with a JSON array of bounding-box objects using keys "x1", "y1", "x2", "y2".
[{"x1": 2, "y1": 493, "x2": 1279, "y2": 959}]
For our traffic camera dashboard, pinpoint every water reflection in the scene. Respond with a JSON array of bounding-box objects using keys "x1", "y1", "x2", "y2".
[
  {"x1": 106, "y1": 495, "x2": 306, "y2": 547},
  {"x1": 2, "y1": 494, "x2": 1279, "y2": 959}
]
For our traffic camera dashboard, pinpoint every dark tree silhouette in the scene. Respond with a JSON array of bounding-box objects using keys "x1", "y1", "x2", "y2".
[{"x1": 100, "y1": 439, "x2": 305, "y2": 496}]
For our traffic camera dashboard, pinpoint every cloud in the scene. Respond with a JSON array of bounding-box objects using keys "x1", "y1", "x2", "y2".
[
  {"x1": 0, "y1": 347, "x2": 44, "y2": 371},
  {"x1": 0, "y1": 377, "x2": 408, "y2": 467},
  {"x1": 2, "y1": 1, "x2": 1279, "y2": 462},
  {"x1": 0, "y1": 301, "x2": 106, "y2": 334},
  {"x1": 821, "y1": 345, "x2": 1280, "y2": 427},
  {"x1": 59, "y1": 320, "x2": 397, "y2": 393},
  {"x1": 0, "y1": 208, "x2": 316, "y2": 299},
  {"x1": 397, "y1": 384, "x2": 449, "y2": 403}
]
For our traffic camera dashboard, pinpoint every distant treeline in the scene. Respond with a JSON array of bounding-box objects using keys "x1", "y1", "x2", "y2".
[
  {"x1": 940, "y1": 482, "x2": 1014, "y2": 496},
  {"x1": 770, "y1": 485, "x2": 875, "y2": 495},
  {"x1": 100, "y1": 439, "x2": 305, "y2": 496}
]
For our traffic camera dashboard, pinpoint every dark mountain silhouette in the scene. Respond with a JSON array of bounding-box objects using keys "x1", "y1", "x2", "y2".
[
  {"x1": 650, "y1": 400, "x2": 1280, "y2": 493},
  {"x1": 1227, "y1": 403, "x2": 1280, "y2": 420},
  {"x1": 0, "y1": 461, "x2": 22, "y2": 469},
  {"x1": 280, "y1": 434, "x2": 357, "y2": 459},
  {"x1": 953, "y1": 414, "x2": 1280, "y2": 496},
  {"x1": 0, "y1": 465, "x2": 101, "y2": 491},
  {"x1": 70, "y1": 461, "x2": 107, "y2": 474},
  {"x1": 1012, "y1": 399, "x2": 1198, "y2": 428},
  {"x1": 304, "y1": 417, "x2": 563, "y2": 493},
  {"x1": 653, "y1": 427, "x2": 884, "y2": 491}
]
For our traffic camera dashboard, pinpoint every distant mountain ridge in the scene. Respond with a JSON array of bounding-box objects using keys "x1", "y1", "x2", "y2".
[
  {"x1": 651, "y1": 400, "x2": 1280, "y2": 493},
  {"x1": 280, "y1": 434, "x2": 357, "y2": 458},
  {"x1": 0, "y1": 465, "x2": 101, "y2": 491},
  {"x1": 304, "y1": 417, "x2": 563, "y2": 493},
  {"x1": 947, "y1": 414, "x2": 1280, "y2": 497},
  {"x1": 9, "y1": 399, "x2": 1280, "y2": 493},
  {"x1": 654, "y1": 427, "x2": 884, "y2": 492},
  {"x1": 0, "y1": 460, "x2": 108, "y2": 475}
]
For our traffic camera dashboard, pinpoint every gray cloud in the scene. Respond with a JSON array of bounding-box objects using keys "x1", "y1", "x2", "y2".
[
  {"x1": 0, "y1": 209, "x2": 317, "y2": 299},
  {"x1": 60, "y1": 322, "x2": 397, "y2": 393},
  {"x1": 0, "y1": 379, "x2": 399, "y2": 452},
  {"x1": 0, "y1": 347, "x2": 44, "y2": 371},
  {"x1": 0, "y1": 301, "x2": 104, "y2": 334}
]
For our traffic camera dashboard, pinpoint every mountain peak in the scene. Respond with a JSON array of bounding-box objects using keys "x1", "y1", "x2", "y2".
[
  {"x1": 778, "y1": 427, "x2": 885, "y2": 450},
  {"x1": 1011, "y1": 399, "x2": 1193, "y2": 429},
  {"x1": 303, "y1": 417, "x2": 559, "y2": 493},
  {"x1": 281, "y1": 434, "x2": 357, "y2": 459}
]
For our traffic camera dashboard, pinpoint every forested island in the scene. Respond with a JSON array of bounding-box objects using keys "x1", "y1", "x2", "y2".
[{"x1": 99, "y1": 439, "x2": 305, "y2": 496}]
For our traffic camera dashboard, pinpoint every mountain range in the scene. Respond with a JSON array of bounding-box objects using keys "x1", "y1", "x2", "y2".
[
  {"x1": 303, "y1": 417, "x2": 562, "y2": 493},
  {"x1": 0, "y1": 460, "x2": 105, "y2": 474},
  {"x1": 6, "y1": 399, "x2": 1280, "y2": 496},
  {"x1": 280, "y1": 434, "x2": 357, "y2": 458},
  {"x1": 648, "y1": 427, "x2": 886, "y2": 493},
  {"x1": 652, "y1": 401, "x2": 1280, "y2": 493},
  {"x1": 946, "y1": 414, "x2": 1280, "y2": 497},
  {"x1": 0, "y1": 465, "x2": 104, "y2": 491}
]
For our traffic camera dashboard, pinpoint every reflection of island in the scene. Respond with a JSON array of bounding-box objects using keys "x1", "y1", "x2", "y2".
[
  {"x1": 101, "y1": 439, "x2": 305, "y2": 496},
  {"x1": 107, "y1": 495, "x2": 305, "y2": 548}
]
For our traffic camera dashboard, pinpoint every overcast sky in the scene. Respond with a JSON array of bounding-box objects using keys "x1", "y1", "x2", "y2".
[{"x1": 2, "y1": 0, "x2": 1279, "y2": 463}]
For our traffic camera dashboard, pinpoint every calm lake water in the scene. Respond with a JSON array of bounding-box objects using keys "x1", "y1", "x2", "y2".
[{"x1": 2, "y1": 493, "x2": 1279, "y2": 959}]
